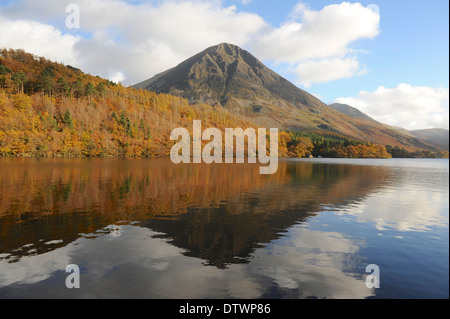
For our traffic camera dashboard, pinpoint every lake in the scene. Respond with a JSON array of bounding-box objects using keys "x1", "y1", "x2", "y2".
[{"x1": 0, "y1": 157, "x2": 448, "y2": 299}]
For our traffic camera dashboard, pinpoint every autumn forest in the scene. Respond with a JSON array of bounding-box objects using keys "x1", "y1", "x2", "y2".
[{"x1": 0, "y1": 49, "x2": 447, "y2": 159}]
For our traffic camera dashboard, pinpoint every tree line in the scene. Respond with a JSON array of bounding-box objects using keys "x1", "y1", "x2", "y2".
[{"x1": 0, "y1": 48, "x2": 447, "y2": 159}]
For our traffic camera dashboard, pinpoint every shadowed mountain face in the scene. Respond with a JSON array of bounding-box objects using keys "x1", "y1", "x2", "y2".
[
  {"x1": 329, "y1": 103, "x2": 377, "y2": 122},
  {"x1": 410, "y1": 128, "x2": 449, "y2": 151},
  {"x1": 134, "y1": 43, "x2": 438, "y2": 151}
]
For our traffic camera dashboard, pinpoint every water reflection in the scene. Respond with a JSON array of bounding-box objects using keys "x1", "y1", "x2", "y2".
[
  {"x1": 0, "y1": 158, "x2": 389, "y2": 265},
  {"x1": 0, "y1": 224, "x2": 374, "y2": 299},
  {"x1": 333, "y1": 165, "x2": 449, "y2": 232},
  {"x1": 0, "y1": 158, "x2": 448, "y2": 298}
]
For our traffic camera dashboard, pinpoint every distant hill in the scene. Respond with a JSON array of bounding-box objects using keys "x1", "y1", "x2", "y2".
[
  {"x1": 329, "y1": 103, "x2": 377, "y2": 122},
  {"x1": 329, "y1": 102, "x2": 449, "y2": 152},
  {"x1": 410, "y1": 128, "x2": 449, "y2": 151},
  {"x1": 135, "y1": 43, "x2": 438, "y2": 152}
]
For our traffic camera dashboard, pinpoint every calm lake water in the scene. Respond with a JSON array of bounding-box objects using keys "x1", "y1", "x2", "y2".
[{"x1": 0, "y1": 158, "x2": 448, "y2": 299}]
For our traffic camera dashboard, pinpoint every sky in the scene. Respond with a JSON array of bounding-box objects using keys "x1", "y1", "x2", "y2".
[{"x1": 0, "y1": 0, "x2": 448, "y2": 130}]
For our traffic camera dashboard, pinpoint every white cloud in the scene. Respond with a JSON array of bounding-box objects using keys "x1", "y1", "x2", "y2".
[
  {"x1": 252, "y1": 2, "x2": 379, "y2": 86},
  {"x1": 254, "y1": 2, "x2": 379, "y2": 62},
  {"x1": 0, "y1": 0, "x2": 378, "y2": 86},
  {"x1": 110, "y1": 71, "x2": 126, "y2": 84},
  {"x1": 334, "y1": 84, "x2": 450, "y2": 130},
  {"x1": 0, "y1": 15, "x2": 79, "y2": 65},
  {"x1": 295, "y1": 56, "x2": 367, "y2": 87},
  {"x1": 0, "y1": 0, "x2": 267, "y2": 85}
]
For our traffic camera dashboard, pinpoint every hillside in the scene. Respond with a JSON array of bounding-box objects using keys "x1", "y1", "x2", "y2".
[
  {"x1": 0, "y1": 48, "x2": 256, "y2": 158},
  {"x1": 330, "y1": 103, "x2": 449, "y2": 152},
  {"x1": 0, "y1": 48, "x2": 447, "y2": 159},
  {"x1": 329, "y1": 103, "x2": 377, "y2": 122},
  {"x1": 410, "y1": 128, "x2": 449, "y2": 151},
  {"x1": 328, "y1": 102, "x2": 441, "y2": 150},
  {"x1": 134, "y1": 43, "x2": 438, "y2": 152}
]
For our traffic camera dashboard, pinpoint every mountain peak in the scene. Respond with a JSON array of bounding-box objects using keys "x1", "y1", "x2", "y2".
[
  {"x1": 208, "y1": 43, "x2": 255, "y2": 61},
  {"x1": 213, "y1": 42, "x2": 240, "y2": 52},
  {"x1": 133, "y1": 43, "x2": 325, "y2": 128}
]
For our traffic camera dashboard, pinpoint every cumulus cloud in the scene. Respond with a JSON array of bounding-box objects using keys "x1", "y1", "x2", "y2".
[
  {"x1": 295, "y1": 56, "x2": 367, "y2": 87},
  {"x1": 253, "y1": 2, "x2": 379, "y2": 62},
  {"x1": 0, "y1": 15, "x2": 79, "y2": 65},
  {"x1": 334, "y1": 84, "x2": 450, "y2": 130},
  {"x1": 0, "y1": 0, "x2": 379, "y2": 87},
  {"x1": 0, "y1": 0, "x2": 267, "y2": 84},
  {"x1": 252, "y1": 2, "x2": 379, "y2": 87}
]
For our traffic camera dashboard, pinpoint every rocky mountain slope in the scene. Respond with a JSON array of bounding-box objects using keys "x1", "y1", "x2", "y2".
[{"x1": 134, "y1": 43, "x2": 439, "y2": 151}]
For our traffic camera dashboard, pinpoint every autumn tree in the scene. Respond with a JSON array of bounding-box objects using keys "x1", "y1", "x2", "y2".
[
  {"x1": 288, "y1": 136, "x2": 313, "y2": 157},
  {"x1": 278, "y1": 131, "x2": 291, "y2": 157},
  {"x1": 13, "y1": 93, "x2": 32, "y2": 110}
]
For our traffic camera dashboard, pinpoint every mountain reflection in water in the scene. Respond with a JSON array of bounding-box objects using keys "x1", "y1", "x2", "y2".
[{"x1": 0, "y1": 158, "x2": 448, "y2": 298}]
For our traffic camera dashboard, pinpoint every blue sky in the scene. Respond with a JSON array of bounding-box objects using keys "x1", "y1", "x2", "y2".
[
  {"x1": 231, "y1": 0, "x2": 449, "y2": 102},
  {"x1": 0, "y1": 0, "x2": 448, "y2": 129}
]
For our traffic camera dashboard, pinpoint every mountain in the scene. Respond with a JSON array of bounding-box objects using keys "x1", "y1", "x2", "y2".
[
  {"x1": 329, "y1": 103, "x2": 377, "y2": 122},
  {"x1": 0, "y1": 47, "x2": 446, "y2": 158},
  {"x1": 329, "y1": 103, "x2": 449, "y2": 151},
  {"x1": 410, "y1": 128, "x2": 449, "y2": 151},
  {"x1": 134, "y1": 43, "x2": 329, "y2": 130},
  {"x1": 134, "y1": 43, "x2": 438, "y2": 152}
]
